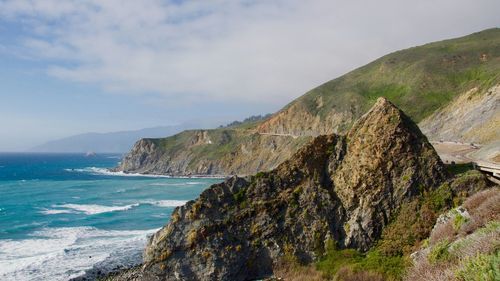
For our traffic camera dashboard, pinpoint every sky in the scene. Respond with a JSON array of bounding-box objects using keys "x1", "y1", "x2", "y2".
[{"x1": 0, "y1": 0, "x2": 499, "y2": 151}]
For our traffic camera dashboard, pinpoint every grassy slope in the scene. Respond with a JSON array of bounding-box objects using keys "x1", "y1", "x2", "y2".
[
  {"x1": 131, "y1": 29, "x2": 500, "y2": 175},
  {"x1": 146, "y1": 128, "x2": 311, "y2": 173},
  {"x1": 271, "y1": 28, "x2": 500, "y2": 126}
]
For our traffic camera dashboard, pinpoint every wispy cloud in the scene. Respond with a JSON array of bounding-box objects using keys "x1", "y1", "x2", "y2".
[{"x1": 1, "y1": 0, "x2": 499, "y2": 105}]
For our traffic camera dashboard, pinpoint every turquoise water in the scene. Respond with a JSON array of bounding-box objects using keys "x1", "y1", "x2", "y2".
[{"x1": 0, "y1": 153, "x2": 221, "y2": 280}]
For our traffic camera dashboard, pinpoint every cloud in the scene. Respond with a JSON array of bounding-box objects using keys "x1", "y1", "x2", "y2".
[{"x1": 1, "y1": 0, "x2": 499, "y2": 105}]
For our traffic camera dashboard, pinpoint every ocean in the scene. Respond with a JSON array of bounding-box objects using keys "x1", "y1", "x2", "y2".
[{"x1": 0, "y1": 153, "x2": 222, "y2": 281}]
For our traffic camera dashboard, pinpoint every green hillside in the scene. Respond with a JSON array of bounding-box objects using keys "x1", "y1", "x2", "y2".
[
  {"x1": 119, "y1": 28, "x2": 500, "y2": 176},
  {"x1": 286, "y1": 28, "x2": 499, "y2": 124}
]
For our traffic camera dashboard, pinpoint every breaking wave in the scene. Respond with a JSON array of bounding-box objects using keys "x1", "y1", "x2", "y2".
[
  {"x1": 40, "y1": 201, "x2": 187, "y2": 216},
  {"x1": 64, "y1": 167, "x2": 172, "y2": 178},
  {"x1": 0, "y1": 227, "x2": 157, "y2": 281}
]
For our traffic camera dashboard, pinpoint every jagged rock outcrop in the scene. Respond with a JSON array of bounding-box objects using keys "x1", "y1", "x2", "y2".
[
  {"x1": 331, "y1": 98, "x2": 446, "y2": 250},
  {"x1": 121, "y1": 98, "x2": 446, "y2": 281}
]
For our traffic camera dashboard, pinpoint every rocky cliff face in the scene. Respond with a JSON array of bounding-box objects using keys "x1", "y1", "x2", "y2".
[
  {"x1": 118, "y1": 130, "x2": 311, "y2": 176},
  {"x1": 117, "y1": 130, "x2": 311, "y2": 176},
  {"x1": 126, "y1": 98, "x2": 446, "y2": 281},
  {"x1": 419, "y1": 84, "x2": 500, "y2": 144}
]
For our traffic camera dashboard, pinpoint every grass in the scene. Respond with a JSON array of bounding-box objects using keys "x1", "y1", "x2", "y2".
[
  {"x1": 294, "y1": 28, "x2": 500, "y2": 126},
  {"x1": 453, "y1": 212, "x2": 469, "y2": 231},
  {"x1": 406, "y1": 187, "x2": 499, "y2": 281},
  {"x1": 132, "y1": 29, "x2": 500, "y2": 179},
  {"x1": 424, "y1": 182, "x2": 453, "y2": 212},
  {"x1": 428, "y1": 240, "x2": 451, "y2": 263},
  {"x1": 456, "y1": 251, "x2": 500, "y2": 281},
  {"x1": 315, "y1": 240, "x2": 406, "y2": 280}
]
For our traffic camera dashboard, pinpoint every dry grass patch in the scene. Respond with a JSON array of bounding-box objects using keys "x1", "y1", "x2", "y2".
[
  {"x1": 334, "y1": 266, "x2": 385, "y2": 281},
  {"x1": 273, "y1": 260, "x2": 327, "y2": 281},
  {"x1": 430, "y1": 221, "x2": 456, "y2": 245},
  {"x1": 406, "y1": 187, "x2": 500, "y2": 281},
  {"x1": 405, "y1": 259, "x2": 456, "y2": 281}
]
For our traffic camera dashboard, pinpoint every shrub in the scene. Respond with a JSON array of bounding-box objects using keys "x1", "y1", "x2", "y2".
[
  {"x1": 425, "y1": 183, "x2": 453, "y2": 212},
  {"x1": 429, "y1": 221, "x2": 455, "y2": 245},
  {"x1": 452, "y1": 223, "x2": 499, "y2": 260},
  {"x1": 463, "y1": 189, "x2": 496, "y2": 212},
  {"x1": 254, "y1": 171, "x2": 267, "y2": 179},
  {"x1": 462, "y1": 189, "x2": 500, "y2": 233},
  {"x1": 450, "y1": 170, "x2": 489, "y2": 197},
  {"x1": 453, "y1": 213, "x2": 469, "y2": 231},
  {"x1": 357, "y1": 250, "x2": 406, "y2": 278},
  {"x1": 477, "y1": 221, "x2": 500, "y2": 235},
  {"x1": 428, "y1": 240, "x2": 451, "y2": 263},
  {"x1": 316, "y1": 246, "x2": 363, "y2": 277},
  {"x1": 233, "y1": 188, "x2": 247, "y2": 203},
  {"x1": 377, "y1": 200, "x2": 421, "y2": 256},
  {"x1": 456, "y1": 251, "x2": 500, "y2": 281},
  {"x1": 316, "y1": 242, "x2": 405, "y2": 280}
]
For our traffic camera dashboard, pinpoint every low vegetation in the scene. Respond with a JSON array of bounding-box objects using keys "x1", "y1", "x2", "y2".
[
  {"x1": 219, "y1": 114, "x2": 272, "y2": 129},
  {"x1": 297, "y1": 29, "x2": 500, "y2": 123},
  {"x1": 273, "y1": 171, "x2": 496, "y2": 281},
  {"x1": 405, "y1": 188, "x2": 500, "y2": 281}
]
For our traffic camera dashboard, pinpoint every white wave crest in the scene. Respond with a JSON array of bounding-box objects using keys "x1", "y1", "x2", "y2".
[
  {"x1": 148, "y1": 181, "x2": 204, "y2": 186},
  {"x1": 40, "y1": 200, "x2": 187, "y2": 216},
  {"x1": 65, "y1": 167, "x2": 172, "y2": 178},
  {"x1": 39, "y1": 209, "x2": 76, "y2": 215},
  {"x1": 44, "y1": 203, "x2": 139, "y2": 215},
  {"x1": 0, "y1": 226, "x2": 158, "y2": 281},
  {"x1": 147, "y1": 200, "x2": 187, "y2": 207}
]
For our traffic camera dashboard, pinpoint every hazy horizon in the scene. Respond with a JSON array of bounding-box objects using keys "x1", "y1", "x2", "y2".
[{"x1": 1, "y1": 0, "x2": 499, "y2": 151}]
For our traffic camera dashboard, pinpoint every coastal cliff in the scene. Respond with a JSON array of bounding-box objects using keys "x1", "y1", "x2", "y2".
[
  {"x1": 111, "y1": 98, "x2": 447, "y2": 280},
  {"x1": 116, "y1": 28, "x2": 500, "y2": 177},
  {"x1": 116, "y1": 130, "x2": 311, "y2": 176}
]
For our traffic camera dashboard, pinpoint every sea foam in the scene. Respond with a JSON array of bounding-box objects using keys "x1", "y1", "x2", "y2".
[
  {"x1": 0, "y1": 227, "x2": 157, "y2": 281},
  {"x1": 148, "y1": 181, "x2": 204, "y2": 186},
  {"x1": 147, "y1": 200, "x2": 187, "y2": 207},
  {"x1": 65, "y1": 167, "x2": 172, "y2": 178},
  {"x1": 40, "y1": 200, "x2": 187, "y2": 216},
  {"x1": 45, "y1": 203, "x2": 139, "y2": 215}
]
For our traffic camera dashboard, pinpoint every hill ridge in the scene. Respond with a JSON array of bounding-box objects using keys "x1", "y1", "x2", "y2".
[{"x1": 117, "y1": 28, "x2": 500, "y2": 176}]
